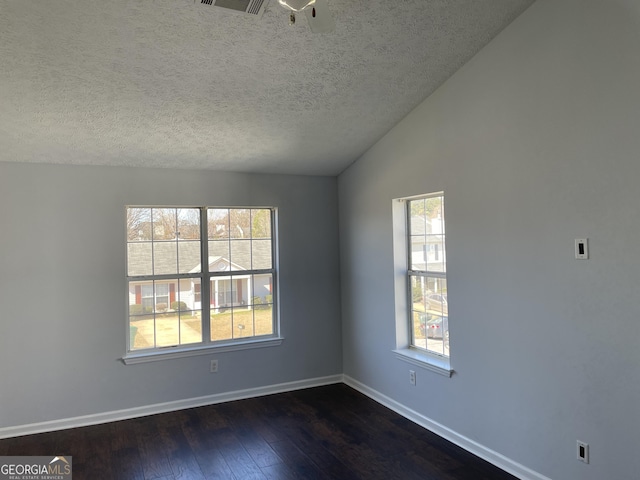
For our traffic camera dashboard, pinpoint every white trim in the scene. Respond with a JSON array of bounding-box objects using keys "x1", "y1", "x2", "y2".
[
  {"x1": 393, "y1": 348, "x2": 452, "y2": 377},
  {"x1": 343, "y1": 375, "x2": 552, "y2": 480},
  {"x1": 123, "y1": 337, "x2": 284, "y2": 364},
  {"x1": 0, "y1": 374, "x2": 342, "y2": 440},
  {"x1": 0, "y1": 374, "x2": 551, "y2": 480}
]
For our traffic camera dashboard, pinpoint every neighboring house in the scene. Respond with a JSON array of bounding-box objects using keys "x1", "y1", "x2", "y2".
[
  {"x1": 127, "y1": 239, "x2": 273, "y2": 313},
  {"x1": 410, "y1": 213, "x2": 445, "y2": 272}
]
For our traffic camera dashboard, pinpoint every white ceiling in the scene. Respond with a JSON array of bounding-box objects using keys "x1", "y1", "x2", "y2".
[{"x1": 0, "y1": 0, "x2": 534, "y2": 176}]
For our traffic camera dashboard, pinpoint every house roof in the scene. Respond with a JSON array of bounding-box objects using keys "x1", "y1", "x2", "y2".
[
  {"x1": 127, "y1": 240, "x2": 272, "y2": 277},
  {"x1": 0, "y1": 0, "x2": 534, "y2": 176}
]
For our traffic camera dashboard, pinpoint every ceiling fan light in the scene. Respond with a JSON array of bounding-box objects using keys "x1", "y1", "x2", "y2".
[{"x1": 278, "y1": 0, "x2": 315, "y2": 12}]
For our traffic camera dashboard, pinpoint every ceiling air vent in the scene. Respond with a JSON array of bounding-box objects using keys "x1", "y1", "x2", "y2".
[{"x1": 197, "y1": 0, "x2": 267, "y2": 17}]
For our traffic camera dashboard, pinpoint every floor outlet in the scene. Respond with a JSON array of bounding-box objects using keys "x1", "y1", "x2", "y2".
[
  {"x1": 577, "y1": 440, "x2": 589, "y2": 464},
  {"x1": 210, "y1": 359, "x2": 218, "y2": 373},
  {"x1": 409, "y1": 370, "x2": 416, "y2": 386}
]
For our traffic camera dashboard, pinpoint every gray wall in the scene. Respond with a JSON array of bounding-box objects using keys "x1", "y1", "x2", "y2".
[
  {"x1": 338, "y1": 0, "x2": 640, "y2": 479},
  {"x1": 0, "y1": 162, "x2": 342, "y2": 428}
]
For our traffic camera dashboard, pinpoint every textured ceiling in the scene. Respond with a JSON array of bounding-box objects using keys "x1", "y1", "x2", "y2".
[{"x1": 0, "y1": 0, "x2": 534, "y2": 175}]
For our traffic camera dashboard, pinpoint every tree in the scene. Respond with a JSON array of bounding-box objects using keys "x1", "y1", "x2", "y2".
[
  {"x1": 251, "y1": 209, "x2": 271, "y2": 238},
  {"x1": 127, "y1": 208, "x2": 200, "y2": 241},
  {"x1": 207, "y1": 208, "x2": 271, "y2": 239},
  {"x1": 127, "y1": 208, "x2": 151, "y2": 241},
  {"x1": 410, "y1": 196, "x2": 442, "y2": 219}
]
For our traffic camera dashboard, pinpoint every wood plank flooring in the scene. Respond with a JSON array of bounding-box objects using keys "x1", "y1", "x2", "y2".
[{"x1": 0, "y1": 384, "x2": 517, "y2": 479}]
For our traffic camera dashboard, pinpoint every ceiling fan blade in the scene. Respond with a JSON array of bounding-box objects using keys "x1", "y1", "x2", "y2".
[{"x1": 305, "y1": 0, "x2": 334, "y2": 33}]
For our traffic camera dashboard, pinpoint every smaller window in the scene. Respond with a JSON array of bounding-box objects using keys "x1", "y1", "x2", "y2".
[
  {"x1": 407, "y1": 194, "x2": 449, "y2": 358},
  {"x1": 393, "y1": 193, "x2": 451, "y2": 376}
]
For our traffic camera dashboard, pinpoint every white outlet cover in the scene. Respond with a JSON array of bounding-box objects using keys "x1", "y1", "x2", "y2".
[
  {"x1": 577, "y1": 441, "x2": 589, "y2": 463},
  {"x1": 575, "y1": 238, "x2": 589, "y2": 259}
]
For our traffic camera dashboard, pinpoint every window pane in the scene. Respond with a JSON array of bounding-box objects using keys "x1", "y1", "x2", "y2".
[
  {"x1": 127, "y1": 242, "x2": 152, "y2": 276},
  {"x1": 154, "y1": 314, "x2": 180, "y2": 347},
  {"x1": 178, "y1": 240, "x2": 201, "y2": 274},
  {"x1": 129, "y1": 278, "x2": 204, "y2": 350},
  {"x1": 127, "y1": 208, "x2": 152, "y2": 241},
  {"x1": 230, "y1": 240, "x2": 251, "y2": 270},
  {"x1": 129, "y1": 316, "x2": 153, "y2": 350},
  {"x1": 410, "y1": 274, "x2": 427, "y2": 313},
  {"x1": 409, "y1": 196, "x2": 445, "y2": 273},
  {"x1": 153, "y1": 241, "x2": 178, "y2": 275},
  {"x1": 425, "y1": 314, "x2": 449, "y2": 357},
  {"x1": 251, "y1": 209, "x2": 272, "y2": 239},
  {"x1": 231, "y1": 275, "x2": 248, "y2": 306},
  {"x1": 211, "y1": 278, "x2": 234, "y2": 309},
  {"x1": 425, "y1": 277, "x2": 447, "y2": 315},
  {"x1": 425, "y1": 234, "x2": 446, "y2": 273},
  {"x1": 252, "y1": 273, "x2": 273, "y2": 306},
  {"x1": 410, "y1": 235, "x2": 427, "y2": 270},
  {"x1": 176, "y1": 278, "x2": 203, "y2": 345},
  {"x1": 177, "y1": 208, "x2": 200, "y2": 240},
  {"x1": 129, "y1": 281, "x2": 156, "y2": 350},
  {"x1": 208, "y1": 209, "x2": 229, "y2": 240},
  {"x1": 231, "y1": 307, "x2": 255, "y2": 338},
  {"x1": 179, "y1": 309, "x2": 202, "y2": 346},
  {"x1": 254, "y1": 304, "x2": 273, "y2": 336},
  {"x1": 188, "y1": 278, "x2": 202, "y2": 309},
  {"x1": 230, "y1": 208, "x2": 250, "y2": 239},
  {"x1": 211, "y1": 307, "x2": 233, "y2": 341},
  {"x1": 412, "y1": 310, "x2": 427, "y2": 350},
  {"x1": 410, "y1": 274, "x2": 449, "y2": 357},
  {"x1": 153, "y1": 208, "x2": 177, "y2": 240},
  {"x1": 251, "y1": 273, "x2": 274, "y2": 336},
  {"x1": 252, "y1": 239, "x2": 272, "y2": 270},
  {"x1": 153, "y1": 282, "x2": 169, "y2": 311},
  {"x1": 175, "y1": 278, "x2": 202, "y2": 345},
  {"x1": 208, "y1": 240, "x2": 230, "y2": 272},
  {"x1": 409, "y1": 200, "x2": 427, "y2": 237}
]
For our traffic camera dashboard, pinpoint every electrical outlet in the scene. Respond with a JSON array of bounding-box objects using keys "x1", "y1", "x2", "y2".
[
  {"x1": 577, "y1": 440, "x2": 589, "y2": 464},
  {"x1": 575, "y1": 238, "x2": 589, "y2": 259},
  {"x1": 210, "y1": 359, "x2": 218, "y2": 373},
  {"x1": 409, "y1": 370, "x2": 416, "y2": 386}
]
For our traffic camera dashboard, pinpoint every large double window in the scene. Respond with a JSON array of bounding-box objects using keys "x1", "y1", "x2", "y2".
[
  {"x1": 126, "y1": 207, "x2": 277, "y2": 358},
  {"x1": 407, "y1": 194, "x2": 449, "y2": 358}
]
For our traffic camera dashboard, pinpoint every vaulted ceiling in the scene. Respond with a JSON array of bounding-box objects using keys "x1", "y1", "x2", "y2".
[{"x1": 0, "y1": 0, "x2": 534, "y2": 175}]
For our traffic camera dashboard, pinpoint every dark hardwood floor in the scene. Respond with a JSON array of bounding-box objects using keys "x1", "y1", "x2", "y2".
[{"x1": 0, "y1": 384, "x2": 517, "y2": 479}]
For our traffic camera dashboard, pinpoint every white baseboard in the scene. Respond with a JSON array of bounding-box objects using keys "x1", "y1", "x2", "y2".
[
  {"x1": 0, "y1": 373, "x2": 551, "y2": 480},
  {"x1": 0, "y1": 374, "x2": 343, "y2": 440},
  {"x1": 343, "y1": 375, "x2": 551, "y2": 480}
]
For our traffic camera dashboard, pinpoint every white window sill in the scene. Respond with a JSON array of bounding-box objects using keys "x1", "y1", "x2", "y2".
[
  {"x1": 122, "y1": 337, "x2": 284, "y2": 365},
  {"x1": 393, "y1": 348, "x2": 453, "y2": 377}
]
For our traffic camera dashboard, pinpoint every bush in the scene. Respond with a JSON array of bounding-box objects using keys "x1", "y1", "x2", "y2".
[
  {"x1": 155, "y1": 303, "x2": 168, "y2": 312},
  {"x1": 171, "y1": 301, "x2": 188, "y2": 311},
  {"x1": 265, "y1": 294, "x2": 273, "y2": 304},
  {"x1": 252, "y1": 296, "x2": 263, "y2": 306},
  {"x1": 130, "y1": 305, "x2": 153, "y2": 316}
]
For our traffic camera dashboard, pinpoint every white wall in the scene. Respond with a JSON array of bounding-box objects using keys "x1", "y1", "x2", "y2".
[
  {"x1": 338, "y1": 0, "x2": 640, "y2": 479},
  {"x1": 0, "y1": 162, "x2": 342, "y2": 429}
]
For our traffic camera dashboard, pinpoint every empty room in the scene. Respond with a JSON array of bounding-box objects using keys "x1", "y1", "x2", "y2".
[{"x1": 1, "y1": 1, "x2": 639, "y2": 479}]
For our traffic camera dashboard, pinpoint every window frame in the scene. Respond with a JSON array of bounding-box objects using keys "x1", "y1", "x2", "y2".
[
  {"x1": 392, "y1": 193, "x2": 452, "y2": 377},
  {"x1": 123, "y1": 206, "x2": 283, "y2": 364}
]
